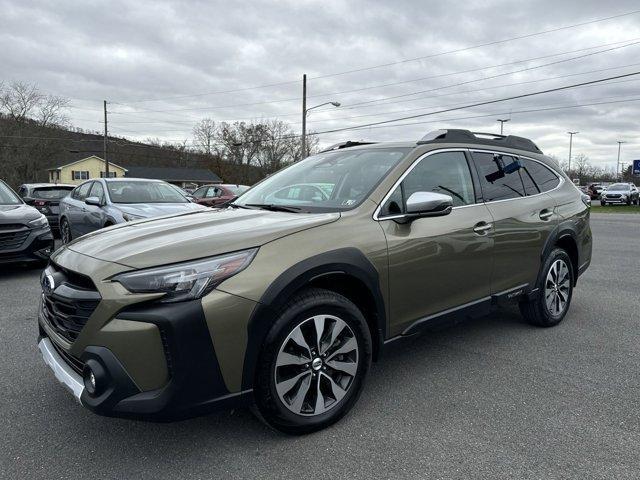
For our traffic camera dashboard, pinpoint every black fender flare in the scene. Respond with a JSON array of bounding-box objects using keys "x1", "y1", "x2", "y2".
[
  {"x1": 240, "y1": 247, "x2": 386, "y2": 390},
  {"x1": 531, "y1": 224, "x2": 579, "y2": 299}
]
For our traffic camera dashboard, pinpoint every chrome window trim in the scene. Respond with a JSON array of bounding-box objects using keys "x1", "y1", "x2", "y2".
[
  {"x1": 469, "y1": 149, "x2": 565, "y2": 205},
  {"x1": 373, "y1": 148, "x2": 479, "y2": 221},
  {"x1": 373, "y1": 147, "x2": 565, "y2": 221}
]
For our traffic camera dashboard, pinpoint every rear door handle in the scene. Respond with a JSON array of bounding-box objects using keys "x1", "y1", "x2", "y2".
[
  {"x1": 539, "y1": 209, "x2": 553, "y2": 220},
  {"x1": 473, "y1": 222, "x2": 492, "y2": 235}
]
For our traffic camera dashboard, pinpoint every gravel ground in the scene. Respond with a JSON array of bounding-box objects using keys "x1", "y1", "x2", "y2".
[{"x1": 1, "y1": 213, "x2": 639, "y2": 479}]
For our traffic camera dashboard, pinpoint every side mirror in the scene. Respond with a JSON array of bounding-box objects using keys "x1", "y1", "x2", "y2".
[
  {"x1": 85, "y1": 196, "x2": 103, "y2": 207},
  {"x1": 397, "y1": 191, "x2": 453, "y2": 223}
]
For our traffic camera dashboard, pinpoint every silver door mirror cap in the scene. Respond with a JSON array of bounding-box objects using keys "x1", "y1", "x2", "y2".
[
  {"x1": 85, "y1": 196, "x2": 102, "y2": 207},
  {"x1": 406, "y1": 191, "x2": 453, "y2": 214}
]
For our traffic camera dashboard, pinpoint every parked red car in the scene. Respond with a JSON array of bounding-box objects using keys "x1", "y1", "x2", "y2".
[{"x1": 191, "y1": 183, "x2": 249, "y2": 207}]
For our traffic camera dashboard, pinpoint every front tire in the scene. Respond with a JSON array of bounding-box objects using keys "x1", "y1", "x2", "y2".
[
  {"x1": 60, "y1": 218, "x2": 72, "y2": 244},
  {"x1": 520, "y1": 248, "x2": 574, "y2": 327},
  {"x1": 253, "y1": 288, "x2": 372, "y2": 435}
]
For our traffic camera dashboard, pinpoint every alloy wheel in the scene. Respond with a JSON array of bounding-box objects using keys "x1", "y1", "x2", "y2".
[
  {"x1": 274, "y1": 315, "x2": 359, "y2": 417},
  {"x1": 61, "y1": 220, "x2": 71, "y2": 244},
  {"x1": 544, "y1": 259, "x2": 570, "y2": 316}
]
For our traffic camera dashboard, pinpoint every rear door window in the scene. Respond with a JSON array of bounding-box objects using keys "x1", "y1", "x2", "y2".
[{"x1": 472, "y1": 152, "x2": 526, "y2": 201}]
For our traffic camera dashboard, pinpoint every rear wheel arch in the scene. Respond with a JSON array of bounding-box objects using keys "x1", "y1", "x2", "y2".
[
  {"x1": 240, "y1": 248, "x2": 386, "y2": 391},
  {"x1": 555, "y1": 234, "x2": 579, "y2": 284}
]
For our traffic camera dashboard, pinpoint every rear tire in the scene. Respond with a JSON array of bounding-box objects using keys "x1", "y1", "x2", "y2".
[
  {"x1": 520, "y1": 248, "x2": 574, "y2": 328},
  {"x1": 253, "y1": 288, "x2": 372, "y2": 435},
  {"x1": 60, "y1": 218, "x2": 72, "y2": 244}
]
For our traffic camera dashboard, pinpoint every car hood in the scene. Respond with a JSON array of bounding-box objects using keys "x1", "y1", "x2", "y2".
[
  {"x1": 116, "y1": 202, "x2": 206, "y2": 217},
  {"x1": 65, "y1": 207, "x2": 340, "y2": 269},
  {"x1": 0, "y1": 204, "x2": 41, "y2": 224}
]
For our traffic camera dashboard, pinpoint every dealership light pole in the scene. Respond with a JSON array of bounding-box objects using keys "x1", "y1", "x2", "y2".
[
  {"x1": 567, "y1": 131, "x2": 579, "y2": 174},
  {"x1": 617, "y1": 140, "x2": 626, "y2": 180},
  {"x1": 300, "y1": 78, "x2": 340, "y2": 159},
  {"x1": 496, "y1": 118, "x2": 510, "y2": 135},
  {"x1": 103, "y1": 100, "x2": 109, "y2": 177}
]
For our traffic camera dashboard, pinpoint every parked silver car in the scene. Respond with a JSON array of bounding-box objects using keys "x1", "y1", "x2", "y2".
[
  {"x1": 59, "y1": 178, "x2": 207, "y2": 243},
  {"x1": 600, "y1": 183, "x2": 639, "y2": 206}
]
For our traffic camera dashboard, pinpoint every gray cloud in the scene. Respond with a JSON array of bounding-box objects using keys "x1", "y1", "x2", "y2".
[{"x1": 1, "y1": 0, "x2": 640, "y2": 168}]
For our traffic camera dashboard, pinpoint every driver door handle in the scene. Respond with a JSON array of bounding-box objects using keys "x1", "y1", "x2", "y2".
[
  {"x1": 539, "y1": 209, "x2": 553, "y2": 220},
  {"x1": 473, "y1": 221, "x2": 492, "y2": 235}
]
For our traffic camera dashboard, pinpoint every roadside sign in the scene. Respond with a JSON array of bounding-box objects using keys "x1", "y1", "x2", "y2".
[{"x1": 634, "y1": 159, "x2": 640, "y2": 176}]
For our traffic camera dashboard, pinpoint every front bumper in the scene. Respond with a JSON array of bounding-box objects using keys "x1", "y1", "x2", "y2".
[
  {"x1": 0, "y1": 227, "x2": 54, "y2": 264},
  {"x1": 38, "y1": 296, "x2": 253, "y2": 421},
  {"x1": 38, "y1": 337, "x2": 83, "y2": 402}
]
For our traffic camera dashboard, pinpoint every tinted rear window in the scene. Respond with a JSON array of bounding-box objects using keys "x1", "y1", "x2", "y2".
[
  {"x1": 33, "y1": 187, "x2": 74, "y2": 199},
  {"x1": 519, "y1": 159, "x2": 560, "y2": 194},
  {"x1": 472, "y1": 152, "x2": 526, "y2": 201}
]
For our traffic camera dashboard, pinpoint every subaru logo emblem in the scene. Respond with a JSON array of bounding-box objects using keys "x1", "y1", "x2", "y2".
[{"x1": 42, "y1": 273, "x2": 55, "y2": 294}]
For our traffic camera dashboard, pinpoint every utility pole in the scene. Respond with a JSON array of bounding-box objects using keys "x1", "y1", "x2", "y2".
[
  {"x1": 301, "y1": 74, "x2": 307, "y2": 160},
  {"x1": 496, "y1": 118, "x2": 510, "y2": 135},
  {"x1": 567, "y1": 131, "x2": 578, "y2": 175},
  {"x1": 616, "y1": 140, "x2": 626, "y2": 181},
  {"x1": 103, "y1": 100, "x2": 109, "y2": 177}
]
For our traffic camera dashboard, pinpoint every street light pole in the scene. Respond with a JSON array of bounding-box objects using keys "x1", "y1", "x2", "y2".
[
  {"x1": 567, "y1": 131, "x2": 578, "y2": 175},
  {"x1": 300, "y1": 99, "x2": 341, "y2": 159},
  {"x1": 496, "y1": 118, "x2": 510, "y2": 135},
  {"x1": 103, "y1": 100, "x2": 109, "y2": 177},
  {"x1": 616, "y1": 140, "x2": 626, "y2": 180},
  {"x1": 301, "y1": 74, "x2": 307, "y2": 162}
]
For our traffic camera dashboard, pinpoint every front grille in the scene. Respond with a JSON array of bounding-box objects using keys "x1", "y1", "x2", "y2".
[
  {"x1": 606, "y1": 194, "x2": 622, "y2": 198},
  {"x1": 41, "y1": 263, "x2": 101, "y2": 342},
  {"x1": 50, "y1": 337, "x2": 85, "y2": 375},
  {"x1": 0, "y1": 225, "x2": 29, "y2": 251}
]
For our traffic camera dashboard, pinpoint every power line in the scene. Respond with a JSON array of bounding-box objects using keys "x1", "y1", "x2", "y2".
[
  {"x1": 309, "y1": 71, "x2": 640, "y2": 135},
  {"x1": 107, "y1": 39, "x2": 640, "y2": 116},
  {"x1": 104, "y1": 63, "x2": 640, "y2": 128},
  {"x1": 115, "y1": 8, "x2": 640, "y2": 104},
  {"x1": 342, "y1": 40, "x2": 640, "y2": 109}
]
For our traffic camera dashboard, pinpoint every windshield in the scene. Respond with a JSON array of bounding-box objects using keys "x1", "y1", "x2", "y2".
[
  {"x1": 235, "y1": 147, "x2": 410, "y2": 212},
  {"x1": 33, "y1": 187, "x2": 74, "y2": 199},
  {"x1": 0, "y1": 182, "x2": 22, "y2": 205},
  {"x1": 106, "y1": 181, "x2": 189, "y2": 204},
  {"x1": 607, "y1": 183, "x2": 630, "y2": 191}
]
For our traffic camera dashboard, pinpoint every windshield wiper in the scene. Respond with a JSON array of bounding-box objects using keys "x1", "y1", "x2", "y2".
[
  {"x1": 244, "y1": 203, "x2": 304, "y2": 213},
  {"x1": 227, "y1": 202, "x2": 253, "y2": 209}
]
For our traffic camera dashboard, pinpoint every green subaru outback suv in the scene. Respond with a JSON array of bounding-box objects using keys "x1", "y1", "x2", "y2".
[{"x1": 38, "y1": 129, "x2": 592, "y2": 434}]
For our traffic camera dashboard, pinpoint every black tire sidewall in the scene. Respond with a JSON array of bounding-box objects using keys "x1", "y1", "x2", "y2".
[{"x1": 254, "y1": 289, "x2": 372, "y2": 434}]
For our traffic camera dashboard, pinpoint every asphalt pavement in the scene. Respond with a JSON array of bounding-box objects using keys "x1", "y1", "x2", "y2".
[{"x1": 1, "y1": 213, "x2": 639, "y2": 479}]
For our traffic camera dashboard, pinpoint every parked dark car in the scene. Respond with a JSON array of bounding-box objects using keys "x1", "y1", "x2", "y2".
[
  {"x1": 17, "y1": 183, "x2": 75, "y2": 234},
  {"x1": 59, "y1": 178, "x2": 207, "y2": 243},
  {"x1": 0, "y1": 180, "x2": 54, "y2": 265},
  {"x1": 192, "y1": 183, "x2": 250, "y2": 207}
]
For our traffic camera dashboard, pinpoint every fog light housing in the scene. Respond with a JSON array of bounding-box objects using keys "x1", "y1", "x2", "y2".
[{"x1": 82, "y1": 360, "x2": 107, "y2": 396}]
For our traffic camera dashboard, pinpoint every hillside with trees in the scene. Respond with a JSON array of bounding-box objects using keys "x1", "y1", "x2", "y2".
[{"x1": 0, "y1": 82, "x2": 316, "y2": 188}]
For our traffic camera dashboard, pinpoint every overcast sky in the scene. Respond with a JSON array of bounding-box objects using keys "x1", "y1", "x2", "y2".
[{"x1": 2, "y1": 0, "x2": 640, "y2": 169}]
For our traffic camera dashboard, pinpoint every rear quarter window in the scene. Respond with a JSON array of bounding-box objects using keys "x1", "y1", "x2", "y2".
[{"x1": 519, "y1": 159, "x2": 561, "y2": 194}]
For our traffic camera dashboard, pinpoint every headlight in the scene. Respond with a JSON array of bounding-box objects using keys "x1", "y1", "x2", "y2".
[
  {"x1": 122, "y1": 212, "x2": 145, "y2": 222},
  {"x1": 112, "y1": 249, "x2": 258, "y2": 303},
  {"x1": 28, "y1": 214, "x2": 49, "y2": 229}
]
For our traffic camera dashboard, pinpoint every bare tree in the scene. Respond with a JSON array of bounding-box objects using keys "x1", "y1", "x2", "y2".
[
  {"x1": 0, "y1": 82, "x2": 69, "y2": 127},
  {"x1": 192, "y1": 118, "x2": 216, "y2": 154}
]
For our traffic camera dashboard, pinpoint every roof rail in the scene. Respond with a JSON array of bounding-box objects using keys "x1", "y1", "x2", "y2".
[
  {"x1": 417, "y1": 129, "x2": 543, "y2": 154},
  {"x1": 319, "y1": 141, "x2": 377, "y2": 153}
]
